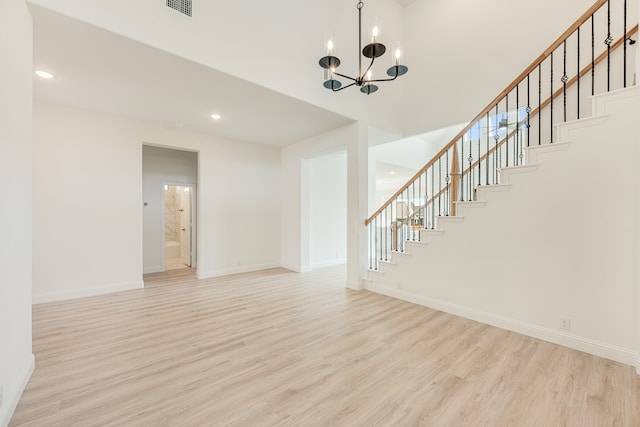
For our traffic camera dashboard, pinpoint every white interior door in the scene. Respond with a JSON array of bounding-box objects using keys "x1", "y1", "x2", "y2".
[{"x1": 179, "y1": 187, "x2": 192, "y2": 267}]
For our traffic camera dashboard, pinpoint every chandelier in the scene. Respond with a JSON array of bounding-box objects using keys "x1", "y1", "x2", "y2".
[{"x1": 318, "y1": 1, "x2": 408, "y2": 95}]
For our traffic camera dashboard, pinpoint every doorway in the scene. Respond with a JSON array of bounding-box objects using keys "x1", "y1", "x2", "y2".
[{"x1": 164, "y1": 184, "x2": 195, "y2": 270}]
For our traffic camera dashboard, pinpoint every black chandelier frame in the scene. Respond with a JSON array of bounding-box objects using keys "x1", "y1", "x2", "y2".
[{"x1": 318, "y1": 1, "x2": 408, "y2": 94}]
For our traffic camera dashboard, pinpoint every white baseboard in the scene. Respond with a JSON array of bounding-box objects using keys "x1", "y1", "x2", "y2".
[
  {"x1": 33, "y1": 280, "x2": 144, "y2": 304},
  {"x1": 143, "y1": 265, "x2": 164, "y2": 274},
  {"x1": 347, "y1": 280, "x2": 364, "y2": 291},
  {"x1": 197, "y1": 262, "x2": 281, "y2": 279},
  {"x1": 1, "y1": 353, "x2": 34, "y2": 427},
  {"x1": 278, "y1": 263, "x2": 311, "y2": 273},
  {"x1": 367, "y1": 284, "x2": 636, "y2": 367},
  {"x1": 311, "y1": 259, "x2": 347, "y2": 269}
]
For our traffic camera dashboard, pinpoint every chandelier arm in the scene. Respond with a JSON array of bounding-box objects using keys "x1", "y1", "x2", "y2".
[
  {"x1": 361, "y1": 56, "x2": 376, "y2": 81},
  {"x1": 332, "y1": 72, "x2": 358, "y2": 82},
  {"x1": 332, "y1": 82, "x2": 358, "y2": 92},
  {"x1": 368, "y1": 67, "x2": 401, "y2": 83},
  {"x1": 368, "y1": 75, "x2": 400, "y2": 83}
]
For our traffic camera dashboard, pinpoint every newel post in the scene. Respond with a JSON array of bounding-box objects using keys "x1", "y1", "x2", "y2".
[{"x1": 450, "y1": 141, "x2": 461, "y2": 217}]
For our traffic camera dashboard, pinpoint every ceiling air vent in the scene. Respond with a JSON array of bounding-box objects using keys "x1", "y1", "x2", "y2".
[{"x1": 167, "y1": 0, "x2": 192, "y2": 17}]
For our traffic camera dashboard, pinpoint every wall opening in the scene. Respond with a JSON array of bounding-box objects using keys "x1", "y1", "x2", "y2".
[
  {"x1": 308, "y1": 149, "x2": 347, "y2": 269},
  {"x1": 142, "y1": 145, "x2": 198, "y2": 275}
]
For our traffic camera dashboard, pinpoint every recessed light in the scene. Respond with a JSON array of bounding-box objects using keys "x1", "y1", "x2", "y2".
[
  {"x1": 390, "y1": 171, "x2": 396, "y2": 175},
  {"x1": 35, "y1": 70, "x2": 54, "y2": 79},
  {"x1": 211, "y1": 114, "x2": 222, "y2": 120}
]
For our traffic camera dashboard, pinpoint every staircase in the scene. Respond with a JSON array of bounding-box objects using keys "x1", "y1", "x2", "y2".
[{"x1": 364, "y1": 0, "x2": 640, "y2": 370}]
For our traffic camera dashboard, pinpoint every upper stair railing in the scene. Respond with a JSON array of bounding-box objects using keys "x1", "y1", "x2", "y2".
[{"x1": 365, "y1": 0, "x2": 638, "y2": 271}]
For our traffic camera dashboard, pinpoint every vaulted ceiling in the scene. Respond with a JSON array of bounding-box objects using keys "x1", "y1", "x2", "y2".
[{"x1": 31, "y1": 5, "x2": 356, "y2": 147}]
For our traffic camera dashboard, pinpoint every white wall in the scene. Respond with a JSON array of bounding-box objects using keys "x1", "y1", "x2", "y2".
[
  {"x1": 309, "y1": 150, "x2": 347, "y2": 268},
  {"x1": 33, "y1": 102, "x2": 282, "y2": 302},
  {"x1": 142, "y1": 145, "x2": 197, "y2": 273},
  {"x1": 369, "y1": 88, "x2": 640, "y2": 367},
  {"x1": 0, "y1": 2, "x2": 35, "y2": 425},
  {"x1": 27, "y1": 0, "x2": 406, "y2": 135},
  {"x1": 403, "y1": 0, "x2": 598, "y2": 136},
  {"x1": 282, "y1": 121, "x2": 369, "y2": 289},
  {"x1": 282, "y1": 123, "x2": 358, "y2": 272},
  {"x1": 368, "y1": 123, "x2": 465, "y2": 213}
]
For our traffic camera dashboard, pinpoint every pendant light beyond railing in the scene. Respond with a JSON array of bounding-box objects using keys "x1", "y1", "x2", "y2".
[{"x1": 318, "y1": 1, "x2": 408, "y2": 94}]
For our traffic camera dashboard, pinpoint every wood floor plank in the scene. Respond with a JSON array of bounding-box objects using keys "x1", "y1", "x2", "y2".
[{"x1": 10, "y1": 265, "x2": 640, "y2": 426}]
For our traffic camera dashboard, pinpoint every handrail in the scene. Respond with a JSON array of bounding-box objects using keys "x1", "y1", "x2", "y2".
[
  {"x1": 461, "y1": 24, "x2": 637, "y2": 178},
  {"x1": 366, "y1": 0, "x2": 616, "y2": 226},
  {"x1": 365, "y1": 0, "x2": 638, "y2": 226}
]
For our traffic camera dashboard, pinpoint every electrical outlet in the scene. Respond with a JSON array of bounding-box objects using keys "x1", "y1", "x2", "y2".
[{"x1": 560, "y1": 317, "x2": 571, "y2": 331}]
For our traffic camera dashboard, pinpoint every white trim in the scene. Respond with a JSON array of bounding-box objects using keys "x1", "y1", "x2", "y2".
[
  {"x1": 1, "y1": 353, "x2": 34, "y2": 427},
  {"x1": 347, "y1": 280, "x2": 364, "y2": 291},
  {"x1": 33, "y1": 281, "x2": 144, "y2": 304},
  {"x1": 143, "y1": 265, "x2": 164, "y2": 274},
  {"x1": 279, "y1": 263, "x2": 311, "y2": 273},
  {"x1": 311, "y1": 259, "x2": 347, "y2": 269},
  {"x1": 367, "y1": 284, "x2": 637, "y2": 367},
  {"x1": 197, "y1": 262, "x2": 281, "y2": 279}
]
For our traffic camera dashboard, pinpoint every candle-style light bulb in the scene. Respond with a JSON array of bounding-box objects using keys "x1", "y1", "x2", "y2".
[
  {"x1": 366, "y1": 70, "x2": 373, "y2": 81},
  {"x1": 327, "y1": 40, "x2": 334, "y2": 55},
  {"x1": 395, "y1": 48, "x2": 401, "y2": 65},
  {"x1": 372, "y1": 26, "x2": 379, "y2": 42}
]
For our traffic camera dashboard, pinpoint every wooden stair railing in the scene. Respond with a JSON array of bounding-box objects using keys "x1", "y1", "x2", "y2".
[
  {"x1": 366, "y1": 0, "x2": 637, "y2": 270},
  {"x1": 462, "y1": 23, "x2": 638, "y2": 179}
]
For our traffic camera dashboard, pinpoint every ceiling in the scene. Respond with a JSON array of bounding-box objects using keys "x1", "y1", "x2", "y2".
[{"x1": 31, "y1": 6, "x2": 354, "y2": 147}]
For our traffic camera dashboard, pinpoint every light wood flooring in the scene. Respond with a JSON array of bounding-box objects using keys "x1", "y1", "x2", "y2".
[{"x1": 11, "y1": 266, "x2": 640, "y2": 426}]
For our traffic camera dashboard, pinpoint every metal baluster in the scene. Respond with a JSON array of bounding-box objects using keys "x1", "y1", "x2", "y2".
[
  {"x1": 385, "y1": 207, "x2": 388, "y2": 260},
  {"x1": 606, "y1": 0, "x2": 611, "y2": 91},
  {"x1": 418, "y1": 172, "x2": 422, "y2": 238},
  {"x1": 516, "y1": 84, "x2": 520, "y2": 165},
  {"x1": 538, "y1": 64, "x2": 542, "y2": 145},
  {"x1": 431, "y1": 165, "x2": 435, "y2": 228},
  {"x1": 381, "y1": 210, "x2": 385, "y2": 262},
  {"x1": 445, "y1": 149, "x2": 450, "y2": 216},
  {"x1": 461, "y1": 135, "x2": 465, "y2": 202},
  {"x1": 401, "y1": 191, "x2": 405, "y2": 250},
  {"x1": 527, "y1": 74, "x2": 531, "y2": 147},
  {"x1": 369, "y1": 222, "x2": 372, "y2": 270},
  {"x1": 477, "y1": 123, "x2": 481, "y2": 191},
  {"x1": 468, "y1": 135, "x2": 473, "y2": 200},
  {"x1": 401, "y1": 194, "x2": 404, "y2": 251},
  {"x1": 423, "y1": 171, "x2": 428, "y2": 230},
  {"x1": 562, "y1": 40, "x2": 567, "y2": 122},
  {"x1": 577, "y1": 26, "x2": 581, "y2": 119},
  {"x1": 486, "y1": 112, "x2": 490, "y2": 185},
  {"x1": 591, "y1": 14, "x2": 595, "y2": 96},
  {"x1": 550, "y1": 51, "x2": 554, "y2": 143},
  {"x1": 374, "y1": 217, "x2": 379, "y2": 269},
  {"x1": 438, "y1": 157, "x2": 442, "y2": 216},
  {"x1": 412, "y1": 181, "x2": 416, "y2": 240},
  {"x1": 494, "y1": 104, "x2": 499, "y2": 183},
  {"x1": 505, "y1": 94, "x2": 509, "y2": 167}
]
